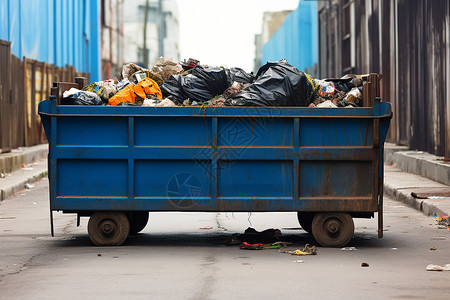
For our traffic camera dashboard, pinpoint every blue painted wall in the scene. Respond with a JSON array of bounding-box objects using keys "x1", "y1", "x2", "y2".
[
  {"x1": 261, "y1": 0, "x2": 318, "y2": 73},
  {"x1": 0, "y1": 0, "x2": 100, "y2": 81}
]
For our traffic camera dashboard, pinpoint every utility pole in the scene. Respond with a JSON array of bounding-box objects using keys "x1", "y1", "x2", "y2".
[
  {"x1": 158, "y1": 0, "x2": 164, "y2": 58},
  {"x1": 143, "y1": 0, "x2": 149, "y2": 67}
]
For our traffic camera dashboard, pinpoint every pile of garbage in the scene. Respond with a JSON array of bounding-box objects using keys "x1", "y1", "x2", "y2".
[{"x1": 61, "y1": 58, "x2": 364, "y2": 108}]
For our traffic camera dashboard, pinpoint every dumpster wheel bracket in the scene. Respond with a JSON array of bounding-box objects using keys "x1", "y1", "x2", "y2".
[
  {"x1": 311, "y1": 212, "x2": 354, "y2": 247},
  {"x1": 88, "y1": 212, "x2": 130, "y2": 246}
]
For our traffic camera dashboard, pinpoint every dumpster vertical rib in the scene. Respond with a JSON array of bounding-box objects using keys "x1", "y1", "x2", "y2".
[
  {"x1": 372, "y1": 123, "x2": 380, "y2": 224},
  {"x1": 294, "y1": 118, "x2": 300, "y2": 202},
  {"x1": 211, "y1": 117, "x2": 218, "y2": 208},
  {"x1": 128, "y1": 116, "x2": 135, "y2": 208},
  {"x1": 49, "y1": 98, "x2": 58, "y2": 237}
]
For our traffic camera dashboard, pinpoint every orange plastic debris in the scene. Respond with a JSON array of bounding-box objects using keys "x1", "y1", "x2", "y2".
[
  {"x1": 107, "y1": 85, "x2": 136, "y2": 106},
  {"x1": 133, "y1": 78, "x2": 162, "y2": 99},
  {"x1": 107, "y1": 78, "x2": 163, "y2": 106}
]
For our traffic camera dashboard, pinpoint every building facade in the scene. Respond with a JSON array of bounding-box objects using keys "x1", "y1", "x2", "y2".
[
  {"x1": 101, "y1": 0, "x2": 125, "y2": 80},
  {"x1": 259, "y1": 0, "x2": 318, "y2": 76},
  {"x1": 254, "y1": 10, "x2": 292, "y2": 73},
  {"x1": 122, "y1": 0, "x2": 179, "y2": 68}
]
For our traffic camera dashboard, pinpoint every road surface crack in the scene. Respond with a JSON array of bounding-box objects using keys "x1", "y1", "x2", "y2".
[{"x1": 0, "y1": 253, "x2": 41, "y2": 282}]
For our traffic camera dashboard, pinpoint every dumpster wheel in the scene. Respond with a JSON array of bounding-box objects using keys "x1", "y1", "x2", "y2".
[
  {"x1": 88, "y1": 212, "x2": 130, "y2": 246},
  {"x1": 311, "y1": 212, "x2": 354, "y2": 247},
  {"x1": 128, "y1": 211, "x2": 149, "y2": 235},
  {"x1": 297, "y1": 212, "x2": 315, "y2": 233}
]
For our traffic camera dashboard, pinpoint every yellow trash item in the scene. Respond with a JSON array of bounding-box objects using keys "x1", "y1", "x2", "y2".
[
  {"x1": 281, "y1": 244, "x2": 317, "y2": 256},
  {"x1": 133, "y1": 78, "x2": 162, "y2": 99}
]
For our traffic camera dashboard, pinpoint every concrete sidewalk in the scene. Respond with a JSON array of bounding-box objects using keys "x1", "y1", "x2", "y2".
[
  {"x1": 0, "y1": 143, "x2": 449, "y2": 218},
  {"x1": 0, "y1": 144, "x2": 48, "y2": 201},
  {"x1": 384, "y1": 166, "x2": 450, "y2": 217},
  {"x1": 384, "y1": 143, "x2": 450, "y2": 217}
]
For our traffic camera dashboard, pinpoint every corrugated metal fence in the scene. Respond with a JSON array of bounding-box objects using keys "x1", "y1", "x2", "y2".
[
  {"x1": 318, "y1": 0, "x2": 450, "y2": 158},
  {"x1": 0, "y1": 0, "x2": 101, "y2": 82},
  {"x1": 0, "y1": 40, "x2": 89, "y2": 153},
  {"x1": 395, "y1": 0, "x2": 449, "y2": 157}
]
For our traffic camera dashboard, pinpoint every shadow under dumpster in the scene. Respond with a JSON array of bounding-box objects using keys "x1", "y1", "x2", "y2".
[{"x1": 49, "y1": 230, "x2": 383, "y2": 249}]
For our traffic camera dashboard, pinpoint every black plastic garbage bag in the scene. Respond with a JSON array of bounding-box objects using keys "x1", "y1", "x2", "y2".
[
  {"x1": 61, "y1": 91, "x2": 104, "y2": 105},
  {"x1": 328, "y1": 77, "x2": 363, "y2": 93},
  {"x1": 226, "y1": 67, "x2": 255, "y2": 84},
  {"x1": 161, "y1": 75, "x2": 187, "y2": 103},
  {"x1": 162, "y1": 65, "x2": 229, "y2": 103},
  {"x1": 182, "y1": 66, "x2": 229, "y2": 101},
  {"x1": 228, "y1": 60, "x2": 315, "y2": 107}
]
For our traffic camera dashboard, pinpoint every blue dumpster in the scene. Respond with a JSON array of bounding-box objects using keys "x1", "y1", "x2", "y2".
[{"x1": 38, "y1": 79, "x2": 392, "y2": 247}]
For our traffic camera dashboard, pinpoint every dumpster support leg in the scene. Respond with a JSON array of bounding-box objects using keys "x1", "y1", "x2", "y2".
[
  {"x1": 50, "y1": 210, "x2": 54, "y2": 237},
  {"x1": 378, "y1": 187, "x2": 383, "y2": 238},
  {"x1": 378, "y1": 145, "x2": 384, "y2": 238}
]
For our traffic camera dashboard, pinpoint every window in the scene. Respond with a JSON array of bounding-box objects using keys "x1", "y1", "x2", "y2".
[{"x1": 341, "y1": 0, "x2": 355, "y2": 74}]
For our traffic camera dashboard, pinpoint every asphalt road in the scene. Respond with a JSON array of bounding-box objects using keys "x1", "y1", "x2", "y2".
[{"x1": 1, "y1": 178, "x2": 449, "y2": 299}]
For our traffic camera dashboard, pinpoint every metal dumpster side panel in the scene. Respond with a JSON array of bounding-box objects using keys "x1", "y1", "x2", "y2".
[{"x1": 38, "y1": 100, "x2": 391, "y2": 213}]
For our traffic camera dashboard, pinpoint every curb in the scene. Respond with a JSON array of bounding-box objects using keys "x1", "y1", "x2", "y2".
[
  {"x1": 393, "y1": 151, "x2": 449, "y2": 186},
  {"x1": 0, "y1": 170, "x2": 48, "y2": 202},
  {"x1": 384, "y1": 143, "x2": 450, "y2": 186},
  {"x1": 0, "y1": 144, "x2": 48, "y2": 174},
  {"x1": 384, "y1": 181, "x2": 449, "y2": 217}
]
